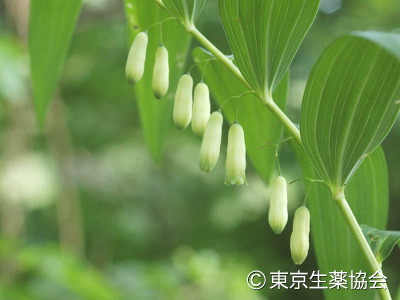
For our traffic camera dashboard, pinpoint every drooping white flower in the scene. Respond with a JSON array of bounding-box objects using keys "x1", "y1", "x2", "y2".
[
  {"x1": 290, "y1": 206, "x2": 310, "y2": 265},
  {"x1": 152, "y1": 45, "x2": 169, "y2": 99},
  {"x1": 199, "y1": 111, "x2": 223, "y2": 172},
  {"x1": 268, "y1": 175, "x2": 288, "y2": 234},
  {"x1": 125, "y1": 31, "x2": 148, "y2": 84},
  {"x1": 225, "y1": 123, "x2": 247, "y2": 185},
  {"x1": 191, "y1": 82, "x2": 210, "y2": 138},
  {"x1": 173, "y1": 74, "x2": 193, "y2": 131}
]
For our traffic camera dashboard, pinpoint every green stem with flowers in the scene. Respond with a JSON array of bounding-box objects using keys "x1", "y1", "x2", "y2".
[
  {"x1": 187, "y1": 24, "x2": 392, "y2": 300},
  {"x1": 153, "y1": 2, "x2": 392, "y2": 298}
]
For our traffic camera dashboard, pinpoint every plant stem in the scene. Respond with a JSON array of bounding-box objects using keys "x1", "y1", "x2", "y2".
[
  {"x1": 263, "y1": 97, "x2": 302, "y2": 145},
  {"x1": 334, "y1": 191, "x2": 392, "y2": 300},
  {"x1": 187, "y1": 26, "x2": 252, "y2": 90},
  {"x1": 188, "y1": 26, "x2": 303, "y2": 145}
]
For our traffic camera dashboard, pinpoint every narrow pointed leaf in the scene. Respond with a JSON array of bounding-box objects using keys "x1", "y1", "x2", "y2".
[
  {"x1": 29, "y1": 0, "x2": 82, "y2": 126},
  {"x1": 293, "y1": 145, "x2": 388, "y2": 300},
  {"x1": 219, "y1": 0, "x2": 319, "y2": 97},
  {"x1": 124, "y1": 0, "x2": 191, "y2": 162},
  {"x1": 161, "y1": 0, "x2": 207, "y2": 25},
  {"x1": 301, "y1": 32, "x2": 400, "y2": 189},
  {"x1": 361, "y1": 224, "x2": 400, "y2": 264},
  {"x1": 193, "y1": 48, "x2": 287, "y2": 183}
]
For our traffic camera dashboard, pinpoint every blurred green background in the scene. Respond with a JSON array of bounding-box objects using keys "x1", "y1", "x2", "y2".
[{"x1": 0, "y1": 0, "x2": 399, "y2": 299}]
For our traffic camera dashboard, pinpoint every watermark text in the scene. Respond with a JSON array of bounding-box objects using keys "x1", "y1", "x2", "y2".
[{"x1": 247, "y1": 270, "x2": 387, "y2": 290}]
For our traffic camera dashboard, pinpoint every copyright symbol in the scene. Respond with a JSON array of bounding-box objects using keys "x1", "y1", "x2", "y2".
[{"x1": 247, "y1": 270, "x2": 266, "y2": 290}]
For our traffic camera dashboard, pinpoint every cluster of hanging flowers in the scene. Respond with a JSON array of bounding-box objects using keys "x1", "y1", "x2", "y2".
[
  {"x1": 177, "y1": 74, "x2": 247, "y2": 186},
  {"x1": 268, "y1": 174, "x2": 311, "y2": 265},
  {"x1": 126, "y1": 30, "x2": 310, "y2": 265},
  {"x1": 125, "y1": 31, "x2": 247, "y2": 186}
]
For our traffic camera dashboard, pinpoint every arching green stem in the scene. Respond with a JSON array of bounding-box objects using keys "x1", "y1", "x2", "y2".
[
  {"x1": 334, "y1": 191, "x2": 391, "y2": 300},
  {"x1": 188, "y1": 26, "x2": 302, "y2": 145}
]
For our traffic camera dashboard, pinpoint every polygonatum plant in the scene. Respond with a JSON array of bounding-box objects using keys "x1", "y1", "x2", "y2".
[
  {"x1": 122, "y1": 2, "x2": 400, "y2": 299},
  {"x1": 28, "y1": 0, "x2": 400, "y2": 299}
]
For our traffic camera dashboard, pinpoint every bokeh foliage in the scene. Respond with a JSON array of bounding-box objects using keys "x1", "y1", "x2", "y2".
[{"x1": 0, "y1": 0, "x2": 399, "y2": 299}]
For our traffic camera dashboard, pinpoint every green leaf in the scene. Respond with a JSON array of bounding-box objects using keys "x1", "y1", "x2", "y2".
[
  {"x1": 360, "y1": 224, "x2": 400, "y2": 264},
  {"x1": 293, "y1": 145, "x2": 388, "y2": 300},
  {"x1": 161, "y1": 0, "x2": 207, "y2": 25},
  {"x1": 193, "y1": 48, "x2": 288, "y2": 183},
  {"x1": 301, "y1": 32, "x2": 400, "y2": 190},
  {"x1": 124, "y1": 1, "x2": 191, "y2": 162},
  {"x1": 218, "y1": 0, "x2": 319, "y2": 98},
  {"x1": 29, "y1": 0, "x2": 82, "y2": 126}
]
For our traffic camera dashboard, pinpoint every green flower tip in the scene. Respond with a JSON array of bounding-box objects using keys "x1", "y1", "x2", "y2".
[{"x1": 224, "y1": 174, "x2": 247, "y2": 186}]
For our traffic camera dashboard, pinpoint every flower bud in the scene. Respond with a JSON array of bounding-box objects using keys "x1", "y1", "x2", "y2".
[
  {"x1": 290, "y1": 206, "x2": 310, "y2": 265},
  {"x1": 125, "y1": 32, "x2": 148, "y2": 84},
  {"x1": 192, "y1": 83, "x2": 211, "y2": 138},
  {"x1": 225, "y1": 123, "x2": 247, "y2": 185},
  {"x1": 199, "y1": 111, "x2": 223, "y2": 172},
  {"x1": 268, "y1": 175, "x2": 288, "y2": 234},
  {"x1": 152, "y1": 45, "x2": 169, "y2": 99},
  {"x1": 173, "y1": 74, "x2": 193, "y2": 131}
]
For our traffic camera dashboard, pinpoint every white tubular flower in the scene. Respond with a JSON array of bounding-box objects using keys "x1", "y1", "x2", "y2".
[
  {"x1": 192, "y1": 82, "x2": 211, "y2": 138},
  {"x1": 268, "y1": 175, "x2": 288, "y2": 234},
  {"x1": 225, "y1": 123, "x2": 247, "y2": 185},
  {"x1": 125, "y1": 31, "x2": 148, "y2": 84},
  {"x1": 199, "y1": 111, "x2": 223, "y2": 172},
  {"x1": 152, "y1": 45, "x2": 169, "y2": 99},
  {"x1": 173, "y1": 74, "x2": 193, "y2": 131},
  {"x1": 290, "y1": 206, "x2": 311, "y2": 265}
]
